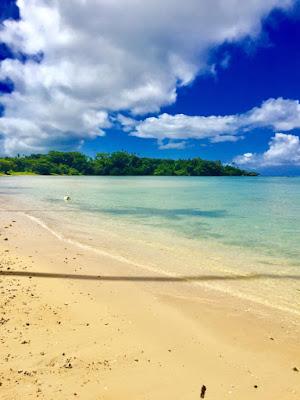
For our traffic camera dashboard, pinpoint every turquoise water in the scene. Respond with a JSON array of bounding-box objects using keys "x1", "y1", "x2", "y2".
[
  {"x1": 2, "y1": 175, "x2": 300, "y2": 314},
  {"x1": 1, "y1": 176, "x2": 300, "y2": 264}
]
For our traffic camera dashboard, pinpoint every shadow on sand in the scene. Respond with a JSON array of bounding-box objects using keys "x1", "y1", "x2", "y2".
[{"x1": 1, "y1": 270, "x2": 300, "y2": 282}]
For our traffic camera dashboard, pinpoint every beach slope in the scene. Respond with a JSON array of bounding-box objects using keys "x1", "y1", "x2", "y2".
[{"x1": 0, "y1": 212, "x2": 299, "y2": 399}]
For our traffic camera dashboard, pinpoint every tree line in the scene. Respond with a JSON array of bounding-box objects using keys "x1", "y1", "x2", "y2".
[{"x1": 0, "y1": 151, "x2": 258, "y2": 176}]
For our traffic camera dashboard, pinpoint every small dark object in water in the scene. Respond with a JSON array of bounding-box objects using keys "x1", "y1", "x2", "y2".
[{"x1": 200, "y1": 385, "x2": 206, "y2": 398}]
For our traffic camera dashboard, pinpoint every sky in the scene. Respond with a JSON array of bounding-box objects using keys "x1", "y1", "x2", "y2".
[{"x1": 0, "y1": 0, "x2": 300, "y2": 175}]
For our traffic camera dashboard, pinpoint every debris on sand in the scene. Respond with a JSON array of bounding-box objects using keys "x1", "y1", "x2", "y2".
[
  {"x1": 200, "y1": 385, "x2": 206, "y2": 398},
  {"x1": 63, "y1": 358, "x2": 73, "y2": 369}
]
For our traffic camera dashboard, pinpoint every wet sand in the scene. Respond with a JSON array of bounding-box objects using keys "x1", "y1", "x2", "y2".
[{"x1": 0, "y1": 211, "x2": 300, "y2": 399}]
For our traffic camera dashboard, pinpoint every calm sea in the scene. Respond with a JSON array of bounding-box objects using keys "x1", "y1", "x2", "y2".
[{"x1": 1, "y1": 176, "x2": 300, "y2": 314}]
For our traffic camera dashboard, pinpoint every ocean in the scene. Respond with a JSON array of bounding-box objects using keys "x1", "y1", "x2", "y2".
[{"x1": 1, "y1": 175, "x2": 300, "y2": 315}]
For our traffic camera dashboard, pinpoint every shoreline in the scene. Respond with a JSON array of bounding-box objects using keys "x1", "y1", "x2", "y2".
[
  {"x1": 21, "y1": 211, "x2": 300, "y2": 318},
  {"x1": 1, "y1": 210, "x2": 300, "y2": 399}
]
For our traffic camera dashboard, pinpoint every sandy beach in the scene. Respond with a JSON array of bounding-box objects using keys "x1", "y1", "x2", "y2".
[
  {"x1": 0, "y1": 0, "x2": 300, "y2": 397},
  {"x1": 1, "y1": 210, "x2": 300, "y2": 399}
]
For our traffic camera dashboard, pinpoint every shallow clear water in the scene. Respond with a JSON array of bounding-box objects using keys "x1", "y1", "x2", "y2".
[
  {"x1": 1, "y1": 175, "x2": 299, "y2": 264},
  {"x1": 2, "y1": 175, "x2": 300, "y2": 314}
]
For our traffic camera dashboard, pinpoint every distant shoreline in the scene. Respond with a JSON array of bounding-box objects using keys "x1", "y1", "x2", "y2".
[
  {"x1": 0, "y1": 172, "x2": 259, "y2": 177},
  {"x1": 0, "y1": 150, "x2": 258, "y2": 176}
]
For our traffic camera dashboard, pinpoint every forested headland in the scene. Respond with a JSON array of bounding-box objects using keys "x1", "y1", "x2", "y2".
[{"x1": 0, "y1": 151, "x2": 258, "y2": 176}]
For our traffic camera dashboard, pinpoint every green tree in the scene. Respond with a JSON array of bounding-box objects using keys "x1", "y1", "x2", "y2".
[
  {"x1": 0, "y1": 159, "x2": 15, "y2": 174},
  {"x1": 31, "y1": 160, "x2": 55, "y2": 175},
  {"x1": 0, "y1": 151, "x2": 258, "y2": 176}
]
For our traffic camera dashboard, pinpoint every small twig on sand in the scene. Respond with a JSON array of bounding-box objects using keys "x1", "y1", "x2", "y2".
[{"x1": 200, "y1": 385, "x2": 206, "y2": 398}]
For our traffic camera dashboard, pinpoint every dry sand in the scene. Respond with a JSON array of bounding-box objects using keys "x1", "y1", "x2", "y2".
[{"x1": 0, "y1": 211, "x2": 300, "y2": 399}]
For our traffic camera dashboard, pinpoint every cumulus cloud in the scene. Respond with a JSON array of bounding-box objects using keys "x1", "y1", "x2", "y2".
[
  {"x1": 0, "y1": 0, "x2": 294, "y2": 154},
  {"x1": 233, "y1": 133, "x2": 300, "y2": 167},
  {"x1": 245, "y1": 97, "x2": 300, "y2": 130},
  {"x1": 126, "y1": 98, "x2": 300, "y2": 146},
  {"x1": 131, "y1": 113, "x2": 237, "y2": 140}
]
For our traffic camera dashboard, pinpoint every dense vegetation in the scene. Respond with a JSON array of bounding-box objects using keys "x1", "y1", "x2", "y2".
[{"x1": 0, "y1": 151, "x2": 258, "y2": 176}]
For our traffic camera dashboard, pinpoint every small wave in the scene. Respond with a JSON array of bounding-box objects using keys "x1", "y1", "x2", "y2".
[
  {"x1": 23, "y1": 212, "x2": 175, "y2": 277},
  {"x1": 23, "y1": 212, "x2": 300, "y2": 318}
]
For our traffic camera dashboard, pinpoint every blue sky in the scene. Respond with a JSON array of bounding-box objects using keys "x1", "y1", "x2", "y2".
[{"x1": 0, "y1": 0, "x2": 300, "y2": 174}]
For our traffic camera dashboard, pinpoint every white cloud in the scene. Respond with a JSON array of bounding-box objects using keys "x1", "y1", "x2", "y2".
[
  {"x1": 0, "y1": 0, "x2": 294, "y2": 154},
  {"x1": 131, "y1": 113, "x2": 237, "y2": 140},
  {"x1": 245, "y1": 97, "x2": 300, "y2": 130},
  {"x1": 233, "y1": 133, "x2": 300, "y2": 167},
  {"x1": 158, "y1": 140, "x2": 187, "y2": 150},
  {"x1": 210, "y1": 135, "x2": 242, "y2": 143},
  {"x1": 126, "y1": 98, "x2": 300, "y2": 145},
  {"x1": 115, "y1": 114, "x2": 137, "y2": 133}
]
